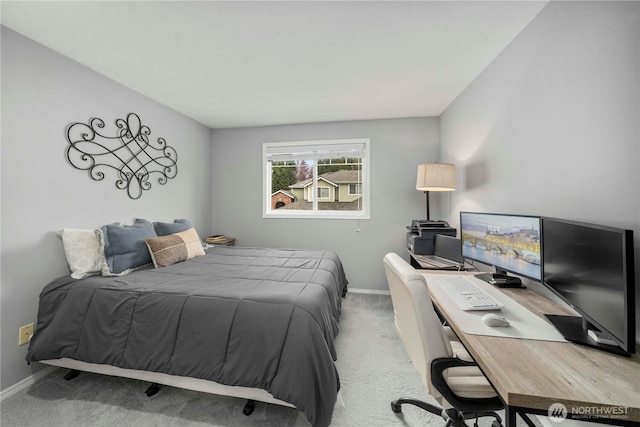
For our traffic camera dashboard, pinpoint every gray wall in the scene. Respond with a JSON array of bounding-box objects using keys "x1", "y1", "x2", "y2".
[
  {"x1": 1, "y1": 27, "x2": 213, "y2": 390},
  {"x1": 211, "y1": 118, "x2": 441, "y2": 290},
  {"x1": 440, "y1": 1, "x2": 640, "y2": 342}
]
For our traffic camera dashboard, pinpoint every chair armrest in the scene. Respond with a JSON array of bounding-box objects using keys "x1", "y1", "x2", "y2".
[
  {"x1": 431, "y1": 357, "x2": 504, "y2": 413},
  {"x1": 432, "y1": 356, "x2": 477, "y2": 371}
]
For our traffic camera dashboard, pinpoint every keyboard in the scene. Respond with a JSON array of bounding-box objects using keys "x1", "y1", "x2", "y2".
[{"x1": 442, "y1": 276, "x2": 504, "y2": 311}]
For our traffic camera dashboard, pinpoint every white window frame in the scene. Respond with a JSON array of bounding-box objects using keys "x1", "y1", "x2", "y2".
[
  {"x1": 348, "y1": 183, "x2": 362, "y2": 195},
  {"x1": 263, "y1": 138, "x2": 370, "y2": 219}
]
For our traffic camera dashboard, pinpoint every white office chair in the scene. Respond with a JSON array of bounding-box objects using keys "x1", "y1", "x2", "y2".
[{"x1": 383, "y1": 253, "x2": 503, "y2": 427}]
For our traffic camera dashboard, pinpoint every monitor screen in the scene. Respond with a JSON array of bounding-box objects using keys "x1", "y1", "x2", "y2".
[
  {"x1": 542, "y1": 217, "x2": 635, "y2": 354},
  {"x1": 460, "y1": 212, "x2": 542, "y2": 281}
]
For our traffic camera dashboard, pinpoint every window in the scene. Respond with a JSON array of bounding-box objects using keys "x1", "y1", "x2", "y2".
[
  {"x1": 263, "y1": 139, "x2": 370, "y2": 219},
  {"x1": 317, "y1": 187, "x2": 330, "y2": 199}
]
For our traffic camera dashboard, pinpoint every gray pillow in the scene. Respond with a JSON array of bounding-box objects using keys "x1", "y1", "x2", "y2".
[
  {"x1": 152, "y1": 219, "x2": 194, "y2": 236},
  {"x1": 153, "y1": 219, "x2": 206, "y2": 248},
  {"x1": 99, "y1": 219, "x2": 157, "y2": 276}
]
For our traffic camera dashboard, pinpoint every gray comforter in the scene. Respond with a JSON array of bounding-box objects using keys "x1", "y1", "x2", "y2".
[{"x1": 26, "y1": 246, "x2": 348, "y2": 427}]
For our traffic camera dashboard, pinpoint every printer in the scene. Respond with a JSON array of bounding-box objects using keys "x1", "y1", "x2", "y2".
[{"x1": 407, "y1": 220, "x2": 456, "y2": 255}]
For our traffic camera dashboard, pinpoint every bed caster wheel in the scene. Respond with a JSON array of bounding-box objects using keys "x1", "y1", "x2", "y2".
[
  {"x1": 145, "y1": 383, "x2": 161, "y2": 397},
  {"x1": 243, "y1": 399, "x2": 256, "y2": 416},
  {"x1": 64, "y1": 369, "x2": 81, "y2": 381},
  {"x1": 391, "y1": 401, "x2": 402, "y2": 413}
]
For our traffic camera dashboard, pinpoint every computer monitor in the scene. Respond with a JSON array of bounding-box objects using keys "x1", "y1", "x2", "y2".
[
  {"x1": 542, "y1": 217, "x2": 635, "y2": 356},
  {"x1": 460, "y1": 212, "x2": 542, "y2": 282}
]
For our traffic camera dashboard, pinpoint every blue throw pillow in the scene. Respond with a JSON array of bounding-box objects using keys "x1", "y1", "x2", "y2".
[
  {"x1": 152, "y1": 219, "x2": 194, "y2": 236},
  {"x1": 99, "y1": 219, "x2": 157, "y2": 276}
]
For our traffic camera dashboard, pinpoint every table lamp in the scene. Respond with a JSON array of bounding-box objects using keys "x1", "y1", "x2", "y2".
[{"x1": 416, "y1": 162, "x2": 456, "y2": 221}]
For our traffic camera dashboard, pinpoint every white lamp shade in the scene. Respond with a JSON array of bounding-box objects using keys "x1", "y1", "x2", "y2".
[{"x1": 416, "y1": 163, "x2": 456, "y2": 191}]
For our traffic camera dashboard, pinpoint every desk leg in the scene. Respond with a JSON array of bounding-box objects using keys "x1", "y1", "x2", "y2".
[
  {"x1": 505, "y1": 407, "x2": 537, "y2": 427},
  {"x1": 505, "y1": 406, "x2": 517, "y2": 427}
]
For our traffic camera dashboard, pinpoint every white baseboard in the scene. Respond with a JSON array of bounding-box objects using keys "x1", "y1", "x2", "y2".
[
  {"x1": 0, "y1": 365, "x2": 59, "y2": 402},
  {"x1": 348, "y1": 288, "x2": 390, "y2": 296}
]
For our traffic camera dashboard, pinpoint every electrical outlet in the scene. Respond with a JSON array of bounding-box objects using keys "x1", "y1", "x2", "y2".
[{"x1": 19, "y1": 323, "x2": 34, "y2": 346}]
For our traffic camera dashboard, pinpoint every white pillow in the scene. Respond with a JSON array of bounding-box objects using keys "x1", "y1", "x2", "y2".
[{"x1": 57, "y1": 228, "x2": 103, "y2": 279}]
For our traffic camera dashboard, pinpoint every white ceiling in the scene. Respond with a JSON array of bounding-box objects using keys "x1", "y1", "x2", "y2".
[{"x1": 1, "y1": 1, "x2": 548, "y2": 129}]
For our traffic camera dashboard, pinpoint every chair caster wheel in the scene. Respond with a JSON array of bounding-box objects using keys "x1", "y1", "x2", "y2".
[
  {"x1": 391, "y1": 401, "x2": 402, "y2": 413},
  {"x1": 491, "y1": 420, "x2": 503, "y2": 427}
]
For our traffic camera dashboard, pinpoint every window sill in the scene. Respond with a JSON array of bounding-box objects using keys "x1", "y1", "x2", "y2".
[{"x1": 263, "y1": 211, "x2": 370, "y2": 220}]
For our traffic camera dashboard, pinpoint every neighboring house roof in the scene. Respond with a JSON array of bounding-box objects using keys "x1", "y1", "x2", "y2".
[
  {"x1": 288, "y1": 177, "x2": 314, "y2": 189},
  {"x1": 271, "y1": 189, "x2": 295, "y2": 199},
  {"x1": 289, "y1": 170, "x2": 361, "y2": 189},
  {"x1": 320, "y1": 170, "x2": 361, "y2": 184}
]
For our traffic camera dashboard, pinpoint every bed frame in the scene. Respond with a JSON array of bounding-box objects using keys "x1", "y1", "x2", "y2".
[{"x1": 42, "y1": 358, "x2": 295, "y2": 415}]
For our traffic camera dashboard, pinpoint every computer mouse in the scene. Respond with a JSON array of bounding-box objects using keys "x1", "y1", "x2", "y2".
[{"x1": 481, "y1": 313, "x2": 510, "y2": 327}]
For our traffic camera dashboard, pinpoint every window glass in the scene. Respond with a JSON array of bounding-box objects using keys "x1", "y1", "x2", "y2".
[{"x1": 263, "y1": 139, "x2": 370, "y2": 219}]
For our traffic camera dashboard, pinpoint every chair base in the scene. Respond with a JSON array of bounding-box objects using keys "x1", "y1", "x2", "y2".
[
  {"x1": 391, "y1": 397, "x2": 502, "y2": 427},
  {"x1": 391, "y1": 397, "x2": 443, "y2": 416}
]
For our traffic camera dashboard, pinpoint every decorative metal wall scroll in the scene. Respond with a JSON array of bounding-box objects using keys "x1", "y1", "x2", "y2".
[{"x1": 65, "y1": 113, "x2": 178, "y2": 199}]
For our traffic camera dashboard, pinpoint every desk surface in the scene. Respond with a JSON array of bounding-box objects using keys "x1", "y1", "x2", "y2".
[{"x1": 422, "y1": 272, "x2": 640, "y2": 424}]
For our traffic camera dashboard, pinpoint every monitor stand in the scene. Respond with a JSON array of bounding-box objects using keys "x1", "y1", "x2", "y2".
[
  {"x1": 545, "y1": 314, "x2": 630, "y2": 357},
  {"x1": 474, "y1": 269, "x2": 525, "y2": 288}
]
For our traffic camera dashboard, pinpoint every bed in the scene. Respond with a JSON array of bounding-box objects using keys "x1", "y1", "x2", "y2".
[{"x1": 26, "y1": 245, "x2": 348, "y2": 427}]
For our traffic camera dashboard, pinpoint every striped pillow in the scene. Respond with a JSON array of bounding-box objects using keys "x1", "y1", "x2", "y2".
[{"x1": 145, "y1": 228, "x2": 205, "y2": 268}]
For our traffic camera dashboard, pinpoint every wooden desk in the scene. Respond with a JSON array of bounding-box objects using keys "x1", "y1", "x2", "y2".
[{"x1": 423, "y1": 272, "x2": 640, "y2": 426}]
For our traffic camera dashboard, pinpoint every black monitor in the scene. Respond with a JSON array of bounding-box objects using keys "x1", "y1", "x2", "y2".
[
  {"x1": 542, "y1": 217, "x2": 636, "y2": 356},
  {"x1": 460, "y1": 212, "x2": 542, "y2": 285}
]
